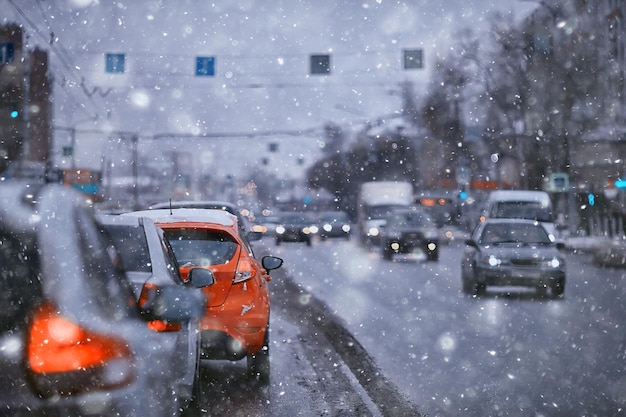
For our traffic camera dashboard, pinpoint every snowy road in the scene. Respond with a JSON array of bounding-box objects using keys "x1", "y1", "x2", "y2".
[{"x1": 197, "y1": 236, "x2": 626, "y2": 416}]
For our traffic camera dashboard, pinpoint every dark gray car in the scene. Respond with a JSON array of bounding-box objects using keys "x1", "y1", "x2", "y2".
[
  {"x1": 380, "y1": 207, "x2": 440, "y2": 261},
  {"x1": 0, "y1": 182, "x2": 206, "y2": 417},
  {"x1": 461, "y1": 218, "x2": 566, "y2": 297}
]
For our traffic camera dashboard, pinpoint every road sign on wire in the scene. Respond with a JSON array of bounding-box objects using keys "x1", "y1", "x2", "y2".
[
  {"x1": 105, "y1": 53, "x2": 125, "y2": 73},
  {"x1": 403, "y1": 49, "x2": 423, "y2": 70},
  {"x1": 195, "y1": 56, "x2": 215, "y2": 76}
]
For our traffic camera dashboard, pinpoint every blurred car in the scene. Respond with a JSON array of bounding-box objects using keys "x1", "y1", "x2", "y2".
[
  {"x1": 275, "y1": 212, "x2": 318, "y2": 246},
  {"x1": 251, "y1": 214, "x2": 281, "y2": 237},
  {"x1": 148, "y1": 200, "x2": 253, "y2": 234},
  {"x1": 97, "y1": 214, "x2": 216, "y2": 412},
  {"x1": 123, "y1": 208, "x2": 283, "y2": 381},
  {"x1": 0, "y1": 182, "x2": 206, "y2": 417},
  {"x1": 317, "y1": 211, "x2": 351, "y2": 240},
  {"x1": 380, "y1": 207, "x2": 440, "y2": 261},
  {"x1": 461, "y1": 218, "x2": 566, "y2": 297}
]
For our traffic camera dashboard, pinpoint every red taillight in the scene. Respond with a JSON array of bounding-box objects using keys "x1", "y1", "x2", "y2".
[
  {"x1": 27, "y1": 302, "x2": 134, "y2": 396},
  {"x1": 234, "y1": 257, "x2": 256, "y2": 283},
  {"x1": 138, "y1": 283, "x2": 181, "y2": 332}
]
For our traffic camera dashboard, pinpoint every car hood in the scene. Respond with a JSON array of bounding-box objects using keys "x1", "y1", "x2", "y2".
[{"x1": 481, "y1": 243, "x2": 561, "y2": 260}]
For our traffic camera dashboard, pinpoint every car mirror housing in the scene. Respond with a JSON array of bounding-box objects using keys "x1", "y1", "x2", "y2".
[
  {"x1": 464, "y1": 239, "x2": 478, "y2": 248},
  {"x1": 142, "y1": 285, "x2": 206, "y2": 321},
  {"x1": 262, "y1": 255, "x2": 283, "y2": 271},
  {"x1": 187, "y1": 267, "x2": 216, "y2": 288}
]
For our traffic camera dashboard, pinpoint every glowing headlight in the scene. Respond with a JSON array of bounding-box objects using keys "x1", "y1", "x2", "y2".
[
  {"x1": 368, "y1": 227, "x2": 379, "y2": 237},
  {"x1": 323, "y1": 224, "x2": 332, "y2": 232},
  {"x1": 546, "y1": 257, "x2": 562, "y2": 268},
  {"x1": 309, "y1": 225, "x2": 319, "y2": 234},
  {"x1": 275, "y1": 225, "x2": 285, "y2": 234},
  {"x1": 487, "y1": 255, "x2": 502, "y2": 266},
  {"x1": 342, "y1": 224, "x2": 351, "y2": 233}
]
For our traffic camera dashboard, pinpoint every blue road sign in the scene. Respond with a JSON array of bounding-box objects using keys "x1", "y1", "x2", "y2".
[
  {"x1": 195, "y1": 56, "x2": 216, "y2": 76},
  {"x1": 105, "y1": 53, "x2": 126, "y2": 73}
]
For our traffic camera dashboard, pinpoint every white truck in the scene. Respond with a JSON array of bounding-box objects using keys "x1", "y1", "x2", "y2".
[{"x1": 357, "y1": 180, "x2": 414, "y2": 246}]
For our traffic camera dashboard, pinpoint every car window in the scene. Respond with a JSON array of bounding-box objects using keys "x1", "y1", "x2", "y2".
[
  {"x1": 480, "y1": 223, "x2": 551, "y2": 244},
  {"x1": 491, "y1": 202, "x2": 553, "y2": 222},
  {"x1": 164, "y1": 228, "x2": 238, "y2": 266},
  {"x1": 159, "y1": 235, "x2": 185, "y2": 283},
  {"x1": 388, "y1": 212, "x2": 430, "y2": 228},
  {"x1": 0, "y1": 230, "x2": 43, "y2": 333},
  {"x1": 100, "y1": 224, "x2": 152, "y2": 273},
  {"x1": 77, "y1": 208, "x2": 139, "y2": 319}
]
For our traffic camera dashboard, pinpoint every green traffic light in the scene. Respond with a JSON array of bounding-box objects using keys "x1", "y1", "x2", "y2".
[{"x1": 10, "y1": 110, "x2": 18, "y2": 118}]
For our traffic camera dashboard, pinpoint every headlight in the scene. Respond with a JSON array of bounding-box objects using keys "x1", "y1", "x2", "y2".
[
  {"x1": 342, "y1": 224, "x2": 351, "y2": 232},
  {"x1": 545, "y1": 257, "x2": 563, "y2": 268},
  {"x1": 276, "y1": 225, "x2": 285, "y2": 234},
  {"x1": 480, "y1": 254, "x2": 502, "y2": 266},
  {"x1": 323, "y1": 223, "x2": 332, "y2": 232},
  {"x1": 368, "y1": 227, "x2": 379, "y2": 237}
]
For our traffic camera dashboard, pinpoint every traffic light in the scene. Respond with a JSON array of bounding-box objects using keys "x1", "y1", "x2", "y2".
[
  {"x1": 10, "y1": 109, "x2": 18, "y2": 118},
  {"x1": 458, "y1": 186, "x2": 468, "y2": 201},
  {"x1": 587, "y1": 193, "x2": 595, "y2": 207}
]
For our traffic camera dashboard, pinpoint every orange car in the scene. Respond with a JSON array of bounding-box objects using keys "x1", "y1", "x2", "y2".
[{"x1": 124, "y1": 208, "x2": 283, "y2": 381}]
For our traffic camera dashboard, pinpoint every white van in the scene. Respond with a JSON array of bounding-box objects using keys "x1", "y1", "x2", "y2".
[{"x1": 481, "y1": 190, "x2": 556, "y2": 238}]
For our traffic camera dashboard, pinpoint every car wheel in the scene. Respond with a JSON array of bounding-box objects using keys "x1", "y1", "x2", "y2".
[
  {"x1": 306, "y1": 238, "x2": 312, "y2": 247},
  {"x1": 247, "y1": 326, "x2": 270, "y2": 383}
]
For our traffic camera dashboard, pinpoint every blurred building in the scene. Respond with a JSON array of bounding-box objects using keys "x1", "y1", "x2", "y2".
[{"x1": 0, "y1": 24, "x2": 52, "y2": 174}]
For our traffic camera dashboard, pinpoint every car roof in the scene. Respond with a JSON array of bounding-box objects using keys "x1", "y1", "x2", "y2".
[
  {"x1": 123, "y1": 208, "x2": 236, "y2": 226},
  {"x1": 487, "y1": 190, "x2": 551, "y2": 203},
  {"x1": 148, "y1": 200, "x2": 239, "y2": 213},
  {"x1": 479, "y1": 218, "x2": 543, "y2": 226},
  {"x1": 96, "y1": 213, "x2": 142, "y2": 226}
]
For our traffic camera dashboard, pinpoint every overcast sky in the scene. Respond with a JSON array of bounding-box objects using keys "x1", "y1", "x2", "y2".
[{"x1": 4, "y1": 0, "x2": 538, "y2": 176}]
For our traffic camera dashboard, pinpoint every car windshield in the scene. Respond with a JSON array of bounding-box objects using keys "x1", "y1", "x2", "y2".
[
  {"x1": 319, "y1": 212, "x2": 348, "y2": 222},
  {"x1": 164, "y1": 228, "x2": 238, "y2": 266},
  {"x1": 387, "y1": 212, "x2": 431, "y2": 228},
  {"x1": 280, "y1": 214, "x2": 310, "y2": 224},
  {"x1": 367, "y1": 205, "x2": 408, "y2": 220},
  {"x1": 491, "y1": 202, "x2": 553, "y2": 223},
  {"x1": 479, "y1": 223, "x2": 551, "y2": 245}
]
